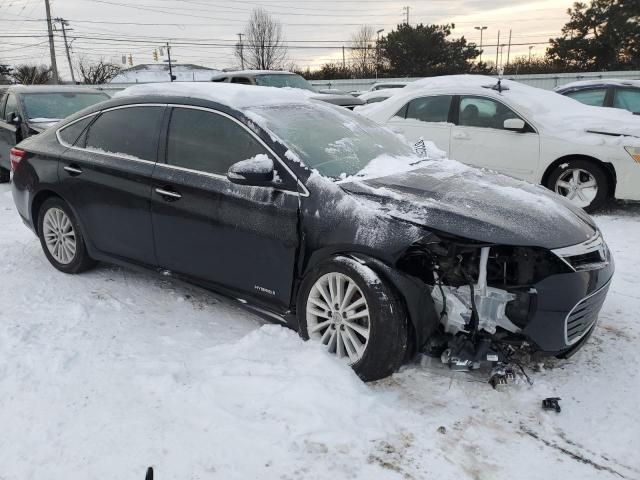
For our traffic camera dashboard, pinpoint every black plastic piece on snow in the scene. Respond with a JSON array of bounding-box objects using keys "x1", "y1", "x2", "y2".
[
  {"x1": 145, "y1": 467, "x2": 154, "y2": 480},
  {"x1": 542, "y1": 397, "x2": 561, "y2": 413}
]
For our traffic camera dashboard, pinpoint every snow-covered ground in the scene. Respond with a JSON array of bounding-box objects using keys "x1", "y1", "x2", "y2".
[{"x1": 0, "y1": 183, "x2": 638, "y2": 480}]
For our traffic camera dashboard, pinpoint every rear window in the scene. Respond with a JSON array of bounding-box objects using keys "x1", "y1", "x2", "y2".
[
  {"x1": 613, "y1": 88, "x2": 640, "y2": 114},
  {"x1": 83, "y1": 106, "x2": 164, "y2": 161},
  {"x1": 254, "y1": 74, "x2": 315, "y2": 91},
  {"x1": 22, "y1": 92, "x2": 108, "y2": 122}
]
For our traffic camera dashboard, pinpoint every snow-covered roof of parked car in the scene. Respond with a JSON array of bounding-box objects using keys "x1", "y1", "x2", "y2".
[
  {"x1": 115, "y1": 82, "x2": 315, "y2": 109},
  {"x1": 555, "y1": 78, "x2": 640, "y2": 92},
  {"x1": 360, "y1": 74, "x2": 640, "y2": 141}
]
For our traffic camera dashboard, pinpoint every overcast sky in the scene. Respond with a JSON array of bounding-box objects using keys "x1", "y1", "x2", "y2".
[{"x1": 2, "y1": 0, "x2": 574, "y2": 80}]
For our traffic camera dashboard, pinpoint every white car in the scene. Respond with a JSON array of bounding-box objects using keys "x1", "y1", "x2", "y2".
[{"x1": 358, "y1": 75, "x2": 640, "y2": 211}]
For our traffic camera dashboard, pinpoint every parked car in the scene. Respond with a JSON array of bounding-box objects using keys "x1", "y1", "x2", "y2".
[
  {"x1": 210, "y1": 70, "x2": 364, "y2": 109},
  {"x1": 358, "y1": 75, "x2": 640, "y2": 212},
  {"x1": 357, "y1": 89, "x2": 397, "y2": 104},
  {"x1": 11, "y1": 82, "x2": 613, "y2": 381},
  {"x1": 0, "y1": 85, "x2": 109, "y2": 183},
  {"x1": 369, "y1": 81, "x2": 409, "y2": 91},
  {"x1": 555, "y1": 79, "x2": 640, "y2": 114}
]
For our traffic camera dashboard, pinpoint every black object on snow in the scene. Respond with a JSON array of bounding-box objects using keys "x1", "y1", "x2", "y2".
[{"x1": 542, "y1": 397, "x2": 562, "y2": 413}]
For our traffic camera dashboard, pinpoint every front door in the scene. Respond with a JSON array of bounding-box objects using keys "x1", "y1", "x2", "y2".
[
  {"x1": 450, "y1": 95, "x2": 540, "y2": 182},
  {"x1": 150, "y1": 106, "x2": 300, "y2": 307},
  {"x1": 386, "y1": 95, "x2": 454, "y2": 155},
  {"x1": 57, "y1": 105, "x2": 164, "y2": 266},
  {"x1": 0, "y1": 93, "x2": 20, "y2": 172}
]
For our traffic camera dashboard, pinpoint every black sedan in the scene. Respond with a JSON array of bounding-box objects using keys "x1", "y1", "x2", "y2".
[
  {"x1": 555, "y1": 79, "x2": 640, "y2": 114},
  {"x1": 11, "y1": 83, "x2": 614, "y2": 381},
  {"x1": 0, "y1": 85, "x2": 109, "y2": 183}
]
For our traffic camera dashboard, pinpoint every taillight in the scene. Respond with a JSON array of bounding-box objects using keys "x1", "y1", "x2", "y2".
[{"x1": 9, "y1": 148, "x2": 24, "y2": 172}]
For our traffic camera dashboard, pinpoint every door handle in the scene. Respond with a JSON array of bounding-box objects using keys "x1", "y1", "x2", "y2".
[
  {"x1": 63, "y1": 165, "x2": 83, "y2": 175},
  {"x1": 155, "y1": 187, "x2": 182, "y2": 200},
  {"x1": 452, "y1": 132, "x2": 470, "y2": 140}
]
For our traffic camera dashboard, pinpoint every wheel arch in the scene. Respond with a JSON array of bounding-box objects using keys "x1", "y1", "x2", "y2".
[
  {"x1": 297, "y1": 251, "x2": 439, "y2": 357},
  {"x1": 30, "y1": 189, "x2": 64, "y2": 235},
  {"x1": 541, "y1": 154, "x2": 617, "y2": 197}
]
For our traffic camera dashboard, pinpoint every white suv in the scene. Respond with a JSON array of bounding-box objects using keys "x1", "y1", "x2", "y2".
[{"x1": 358, "y1": 75, "x2": 640, "y2": 211}]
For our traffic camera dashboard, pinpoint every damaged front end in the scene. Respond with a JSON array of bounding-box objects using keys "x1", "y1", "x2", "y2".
[{"x1": 397, "y1": 231, "x2": 613, "y2": 372}]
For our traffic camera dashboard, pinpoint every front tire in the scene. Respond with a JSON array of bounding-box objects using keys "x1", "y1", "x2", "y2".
[
  {"x1": 546, "y1": 159, "x2": 610, "y2": 213},
  {"x1": 297, "y1": 256, "x2": 407, "y2": 382},
  {"x1": 37, "y1": 197, "x2": 96, "y2": 274},
  {"x1": 0, "y1": 166, "x2": 10, "y2": 183}
]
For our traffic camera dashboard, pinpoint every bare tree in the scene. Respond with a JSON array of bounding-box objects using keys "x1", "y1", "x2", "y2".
[
  {"x1": 350, "y1": 25, "x2": 376, "y2": 77},
  {"x1": 76, "y1": 57, "x2": 122, "y2": 84},
  {"x1": 12, "y1": 64, "x2": 52, "y2": 84},
  {"x1": 236, "y1": 8, "x2": 288, "y2": 70}
]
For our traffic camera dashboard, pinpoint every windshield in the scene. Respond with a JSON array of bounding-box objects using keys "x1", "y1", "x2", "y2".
[
  {"x1": 254, "y1": 74, "x2": 316, "y2": 92},
  {"x1": 22, "y1": 92, "x2": 108, "y2": 121},
  {"x1": 248, "y1": 102, "x2": 416, "y2": 179}
]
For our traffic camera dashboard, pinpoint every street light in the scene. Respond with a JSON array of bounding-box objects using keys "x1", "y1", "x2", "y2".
[
  {"x1": 474, "y1": 26, "x2": 488, "y2": 63},
  {"x1": 376, "y1": 28, "x2": 384, "y2": 79},
  {"x1": 529, "y1": 45, "x2": 534, "y2": 62}
]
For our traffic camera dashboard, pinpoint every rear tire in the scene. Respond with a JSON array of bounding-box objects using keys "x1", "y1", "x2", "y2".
[
  {"x1": 0, "y1": 167, "x2": 9, "y2": 183},
  {"x1": 297, "y1": 256, "x2": 408, "y2": 382},
  {"x1": 546, "y1": 159, "x2": 610, "y2": 213},
  {"x1": 37, "y1": 197, "x2": 96, "y2": 274}
]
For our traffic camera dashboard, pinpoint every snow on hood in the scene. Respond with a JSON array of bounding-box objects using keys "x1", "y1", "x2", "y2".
[
  {"x1": 115, "y1": 82, "x2": 316, "y2": 110},
  {"x1": 341, "y1": 157, "x2": 596, "y2": 249},
  {"x1": 363, "y1": 74, "x2": 640, "y2": 143}
]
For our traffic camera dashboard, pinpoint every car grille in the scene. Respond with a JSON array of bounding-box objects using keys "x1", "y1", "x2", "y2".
[{"x1": 565, "y1": 282, "x2": 610, "y2": 345}]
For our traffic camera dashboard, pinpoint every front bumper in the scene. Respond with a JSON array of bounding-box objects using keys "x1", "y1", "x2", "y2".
[{"x1": 522, "y1": 243, "x2": 614, "y2": 354}]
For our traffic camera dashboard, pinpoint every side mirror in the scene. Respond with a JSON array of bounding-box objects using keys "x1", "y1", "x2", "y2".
[
  {"x1": 504, "y1": 118, "x2": 526, "y2": 132},
  {"x1": 7, "y1": 112, "x2": 20, "y2": 125},
  {"x1": 227, "y1": 155, "x2": 275, "y2": 186}
]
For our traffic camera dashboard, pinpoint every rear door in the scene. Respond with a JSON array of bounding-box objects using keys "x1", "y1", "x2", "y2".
[
  {"x1": 386, "y1": 95, "x2": 453, "y2": 155},
  {"x1": 450, "y1": 95, "x2": 540, "y2": 181},
  {"x1": 0, "y1": 93, "x2": 20, "y2": 171},
  {"x1": 57, "y1": 105, "x2": 165, "y2": 266},
  {"x1": 150, "y1": 106, "x2": 300, "y2": 307}
]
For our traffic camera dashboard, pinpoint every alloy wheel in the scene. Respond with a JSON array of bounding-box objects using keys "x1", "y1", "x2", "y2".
[
  {"x1": 42, "y1": 207, "x2": 77, "y2": 265},
  {"x1": 306, "y1": 272, "x2": 371, "y2": 365},
  {"x1": 555, "y1": 168, "x2": 598, "y2": 208}
]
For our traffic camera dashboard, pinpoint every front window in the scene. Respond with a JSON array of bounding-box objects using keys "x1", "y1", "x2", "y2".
[
  {"x1": 22, "y1": 92, "x2": 108, "y2": 122},
  {"x1": 458, "y1": 96, "x2": 522, "y2": 130},
  {"x1": 254, "y1": 74, "x2": 316, "y2": 92},
  {"x1": 247, "y1": 102, "x2": 416, "y2": 179}
]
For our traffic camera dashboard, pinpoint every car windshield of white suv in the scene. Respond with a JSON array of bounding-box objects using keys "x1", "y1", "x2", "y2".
[
  {"x1": 248, "y1": 103, "x2": 416, "y2": 179},
  {"x1": 254, "y1": 74, "x2": 316, "y2": 92},
  {"x1": 22, "y1": 92, "x2": 108, "y2": 122}
]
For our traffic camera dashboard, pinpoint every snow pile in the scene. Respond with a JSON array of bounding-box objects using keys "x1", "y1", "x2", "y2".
[{"x1": 115, "y1": 82, "x2": 315, "y2": 110}]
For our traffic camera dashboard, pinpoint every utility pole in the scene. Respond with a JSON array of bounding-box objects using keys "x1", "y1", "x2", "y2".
[
  {"x1": 375, "y1": 28, "x2": 384, "y2": 80},
  {"x1": 166, "y1": 42, "x2": 175, "y2": 82},
  {"x1": 342, "y1": 45, "x2": 346, "y2": 69},
  {"x1": 55, "y1": 18, "x2": 75, "y2": 84},
  {"x1": 529, "y1": 45, "x2": 534, "y2": 62},
  {"x1": 474, "y1": 26, "x2": 487, "y2": 63},
  {"x1": 44, "y1": 0, "x2": 59, "y2": 84},
  {"x1": 237, "y1": 33, "x2": 244, "y2": 70},
  {"x1": 495, "y1": 30, "x2": 500, "y2": 71},
  {"x1": 506, "y1": 29, "x2": 512, "y2": 68},
  {"x1": 402, "y1": 6, "x2": 410, "y2": 25}
]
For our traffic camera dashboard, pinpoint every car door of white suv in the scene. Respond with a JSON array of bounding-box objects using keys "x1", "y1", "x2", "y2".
[
  {"x1": 386, "y1": 95, "x2": 453, "y2": 155},
  {"x1": 450, "y1": 95, "x2": 540, "y2": 182}
]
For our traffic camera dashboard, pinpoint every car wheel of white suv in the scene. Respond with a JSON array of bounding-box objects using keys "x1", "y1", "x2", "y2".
[{"x1": 546, "y1": 159, "x2": 610, "y2": 213}]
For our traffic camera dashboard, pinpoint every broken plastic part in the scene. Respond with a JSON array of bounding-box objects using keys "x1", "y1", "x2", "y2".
[{"x1": 542, "y1": 397, "x2": 561, "y2": 413}]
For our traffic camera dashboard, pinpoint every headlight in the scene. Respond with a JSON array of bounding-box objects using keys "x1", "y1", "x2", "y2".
[{"x1": 624, "y1": 146, "x2": 640, "y2": 163}]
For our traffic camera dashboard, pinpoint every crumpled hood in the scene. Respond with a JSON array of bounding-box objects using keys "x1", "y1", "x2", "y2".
[{"x1": 340, "y1": 160, "x2": 597, "y2": 249}]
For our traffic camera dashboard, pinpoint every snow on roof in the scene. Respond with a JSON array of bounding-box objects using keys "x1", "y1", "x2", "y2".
[
  {"x1": 365, "y1": 74, "x2": 640, "y2": 140},
  {"x1": 115, "y1": 81, "x2": 315, "y2": 109},
  {"x1": 110, "y1": 64, "x2": 221, "y2": 84},
  {"x1": 212, "y1": 70, "x2": 296, "y2": 77},
  {"x1": 556, "y1": 78, "x2": 640, "y2": 91}
]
